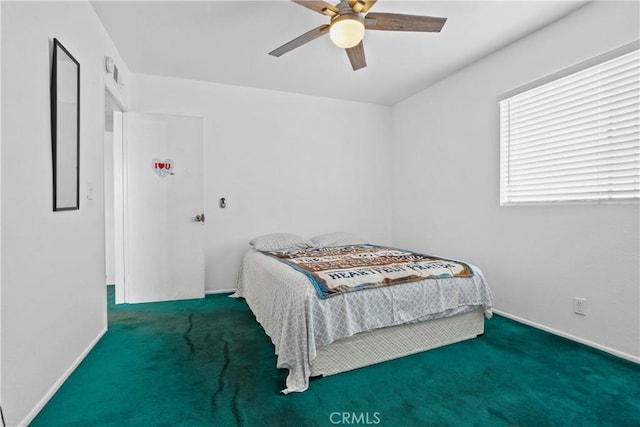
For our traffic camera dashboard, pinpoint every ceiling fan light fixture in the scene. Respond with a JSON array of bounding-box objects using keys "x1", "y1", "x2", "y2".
[{"x1": 329, "y1": 14, "x2": 365, "y2": 49}]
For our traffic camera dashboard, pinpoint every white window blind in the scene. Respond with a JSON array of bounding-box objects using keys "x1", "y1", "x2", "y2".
[{"x1": 499, "y1": 47, "x2": 640, "y2": 205}]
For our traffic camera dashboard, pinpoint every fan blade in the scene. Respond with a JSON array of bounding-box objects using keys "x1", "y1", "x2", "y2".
[
  {"x1": 346, "y1": 41, "x2": 366, "y2": 71},
  {"x1": 269, "y1": 24, "x2": 330, "y2": 57},
  {"x1": 292, "y1": 1, "x2": 338, "y2": 16},
  {"x1": 364, "y1": 12, "x2": 447, "y2": 32},
  {"x1": 349, "y1": 0, "x2": 377, "y2": 13}
]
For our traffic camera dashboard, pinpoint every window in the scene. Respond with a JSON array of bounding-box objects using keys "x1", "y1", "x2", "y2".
[{"x1": 499, "y1": 44, "x2": 639, "y2": 205}]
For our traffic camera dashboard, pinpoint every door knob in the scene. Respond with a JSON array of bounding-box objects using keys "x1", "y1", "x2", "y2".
[{"x1": 195, "y1": 213, "x2": 205, "y2": 223}]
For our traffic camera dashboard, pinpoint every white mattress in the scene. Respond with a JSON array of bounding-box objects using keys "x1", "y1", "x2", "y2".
[{"x1": 232, "y1": 248, "x2": 493, "y2": 394}]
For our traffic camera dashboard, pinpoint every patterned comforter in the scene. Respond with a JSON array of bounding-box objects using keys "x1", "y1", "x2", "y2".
[
  {"x1": 262, "y1": 244, "x2": 474, "y2": 299},
  {"x1": 232, "y1": 248, "x2": 492, "y2": 394}
]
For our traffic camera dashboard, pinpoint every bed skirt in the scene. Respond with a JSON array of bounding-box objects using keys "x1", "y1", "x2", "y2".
[{"x1": 310, "y1": 307, "x2": 484, "y2": 377}]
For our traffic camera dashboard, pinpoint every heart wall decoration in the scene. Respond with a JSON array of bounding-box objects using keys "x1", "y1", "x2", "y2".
[{"x1": 152, "y1": 158, "x2": 174, "y2": 178}]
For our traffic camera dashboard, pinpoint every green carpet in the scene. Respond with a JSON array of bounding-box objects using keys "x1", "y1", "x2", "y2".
[{"x1": 31, "y1": 286, "x2": 640, "y2": 426}]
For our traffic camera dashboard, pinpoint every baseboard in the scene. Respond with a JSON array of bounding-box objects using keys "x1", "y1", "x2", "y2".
[
  {"x1": 205, "y1": 288, "x2": 236, "y2": 295},
  {"x1": 492, "y1": 309, "x2": 640, "y2": 364},
  {"x1": 19, "y1": 327, "x2": 108, "y2": 426}
]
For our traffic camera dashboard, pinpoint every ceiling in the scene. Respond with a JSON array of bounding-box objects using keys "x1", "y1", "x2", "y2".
[{"x1": 91, "y1": 1, "x2": 589, "y2": 106}]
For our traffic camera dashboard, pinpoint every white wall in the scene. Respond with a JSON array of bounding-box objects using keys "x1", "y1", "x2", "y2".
[
  {"x1": 0, "y1": 2, "x2": 130, "y2": 425},
  {"x1": 0, "y1": 2, "x2": 3, "y2": 420},
  {"x1": 392, "y1": 1, "x2": 640, "y2": 360},
  {"x1": 129, "y1": 74, "x2": 393, "y2": 292}
]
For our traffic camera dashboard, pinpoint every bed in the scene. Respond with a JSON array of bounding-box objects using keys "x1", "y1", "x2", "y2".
[{"x1": 232, "y1": 233, "x2": 493, "y2": 394}]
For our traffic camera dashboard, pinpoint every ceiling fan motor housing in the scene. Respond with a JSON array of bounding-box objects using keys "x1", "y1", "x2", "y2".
[{"x1": 329, "y1": 13, "x2": 365, "y2": 49}]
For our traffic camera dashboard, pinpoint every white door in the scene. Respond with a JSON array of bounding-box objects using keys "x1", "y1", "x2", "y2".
[{"x1": 123, "y1": 113, "x2": 204, "y2": 303}]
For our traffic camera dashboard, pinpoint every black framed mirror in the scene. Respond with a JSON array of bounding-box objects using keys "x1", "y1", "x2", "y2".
[{"x1": 51, "y1": 38, "x2": 80, "y2": 211}]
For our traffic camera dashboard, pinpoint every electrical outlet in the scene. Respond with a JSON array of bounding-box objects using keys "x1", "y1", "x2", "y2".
[{"x1": 574, "y1": 297, "x2": 587, "y2": 316}]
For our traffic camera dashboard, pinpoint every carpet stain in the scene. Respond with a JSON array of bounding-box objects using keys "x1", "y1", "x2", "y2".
[
  {"x1": 230, "y1": 381, "x2": 242, "y2": 427},
  {"x1": 488, "y1": 407, "x2": 516, "y2": 425},
  {"x1": 183, "y1": 311, "x2": 195, "y2": 354},
  {"x1": 31, "y1": 286, "x2": 640, "y2": 427},
  {"x1": 210, "y1": 339, "x2": 230, "y2": 410}
]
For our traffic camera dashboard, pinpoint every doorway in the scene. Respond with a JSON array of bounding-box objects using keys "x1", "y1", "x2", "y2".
[
  {"x1": 104, "y1": 94, "x2": 205, "y2": 304},
  {"x1": 104, "y1": 89, "x2": 125, "y2": 303}
]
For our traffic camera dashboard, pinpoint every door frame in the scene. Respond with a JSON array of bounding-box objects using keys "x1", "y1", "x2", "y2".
[
  {"x1": 104, "y1": 84, "x2": 127, "y2": 304},
  {"x1": 104, "y1": 89, "x2": 205, "y2": 304}
]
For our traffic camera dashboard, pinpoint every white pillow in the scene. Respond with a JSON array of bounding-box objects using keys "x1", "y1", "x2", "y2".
[
  {"x1": 311, "y1": 232, "x2": 366, "y2": 248},
  {"x1": 249, "y1": 233, "x2": 315, "y2": 252}
]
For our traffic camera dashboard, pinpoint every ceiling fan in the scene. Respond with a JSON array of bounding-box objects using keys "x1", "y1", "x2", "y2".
[{"x1": 269, "y1": 0, "x2": 447, "y2": 71}]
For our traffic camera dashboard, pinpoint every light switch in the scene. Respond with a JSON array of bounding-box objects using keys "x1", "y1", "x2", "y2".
[{"x1": 87, "y1": 183, "x2": 94, "y2": 200}]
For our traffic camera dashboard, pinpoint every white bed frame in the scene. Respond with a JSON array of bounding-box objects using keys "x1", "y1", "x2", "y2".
[{"x1": 311, "y1": 307, "x2": 484, "y2": 377}]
